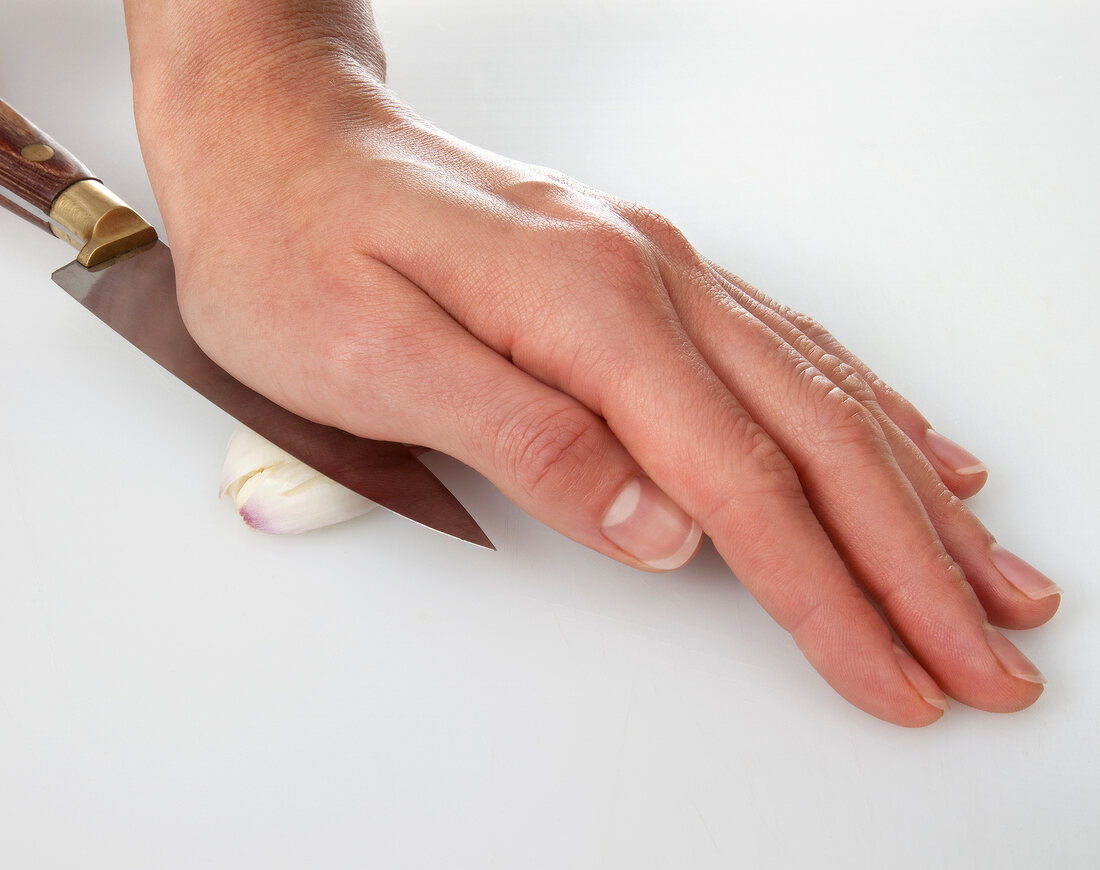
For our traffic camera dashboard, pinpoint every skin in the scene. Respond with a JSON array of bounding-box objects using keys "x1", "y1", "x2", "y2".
[{"x1": 122, "y1": 0, "x2": 1061, "y2": 726}]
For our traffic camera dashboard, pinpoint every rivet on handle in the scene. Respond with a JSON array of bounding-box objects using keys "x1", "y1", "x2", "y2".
[{"x1": 21, "y1": 143, "x2": 55, "y2": 162}]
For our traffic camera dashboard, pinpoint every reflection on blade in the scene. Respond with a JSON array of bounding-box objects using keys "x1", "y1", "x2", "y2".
[{"x1": 52, "y1": 242, "x2": 492, "y2": 549}]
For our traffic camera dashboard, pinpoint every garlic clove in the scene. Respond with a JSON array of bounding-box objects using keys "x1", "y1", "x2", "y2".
[
  {"x1": 220, "y1": 424, "x2": 378, "y2": 534},
  {"x1": 220, "y1": 424, "x2": 293, "y2": 502}
]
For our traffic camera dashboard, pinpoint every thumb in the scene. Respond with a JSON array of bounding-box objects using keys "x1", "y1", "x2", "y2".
[
  {"x1": 335, "y1": 268, "x2": 702, "y2": 570},
  {"x1": 437, "y1": 378, "x2": 703, "y2": 571}
]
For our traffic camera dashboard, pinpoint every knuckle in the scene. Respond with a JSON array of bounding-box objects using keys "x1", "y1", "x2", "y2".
[
  {"x1": 790, "y1": 343, "x2": 877, "y2": 408},
  {"x1": 570, "y1": 219, "x2": 654, "y2": 283},
  {"x1": 788, "y1": 364, "x2": 886, "y2": 454},
  {"x1": 501, "y1": 172, "x2": 579, "y2": 216},
  {"x1": 788, "y1": 588, "x2": 869, "y2": 644},
  {"x1": 858, "y1": 364, "x2": 890, "y2": 396},
  {"x1": 497, "y1": 400, "x2": 603, "y2": 498},
  {"x1": 790, "y1": 311, "x2": 833, "y2": 345},
  {"x1": 822, "y1": 398, "x2": 887, "y2": 453},
  {"x1": 873, "y1": 376, "x2": 917, "y2": 419},
  {"x1": 725, "y1": 411, "x2": 803, "y2": 496},
  {"x1": 932, "y1": 482, "x2": 966, "y2": 515},
  {"x1": 744, "y1": 422, "x2": 801, "y2": 484},
  {"x1": 824, "y1": 357, "x2": 877, "y2": 405},
  {"x1": 617, "y1": 202, "x2": 697, "y2": 265},
  {"x1": 875, "y1": 551, "x2": 978, "y2": 642},
  {"x1": 926, "y1": 478, "x2": 985, "y2": 531},
  {"x1": 787, "y1": 312, "x2": 893, "y2": 401},
  {"x1": 787, "y1": 597, "x2": 831, "y2": 642},
  {"x1": 692, "y1": 413, "x2": 805, "y2": 536}
]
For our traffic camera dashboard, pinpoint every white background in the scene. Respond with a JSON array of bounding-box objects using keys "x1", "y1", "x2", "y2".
[{"x1": 1, "y1": 1, "x2": 1097, "y2": 867}]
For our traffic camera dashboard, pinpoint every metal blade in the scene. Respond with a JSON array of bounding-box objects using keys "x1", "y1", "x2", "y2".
[{"x1": 52, "y1": 241, "x2": 493, "y2": 549}]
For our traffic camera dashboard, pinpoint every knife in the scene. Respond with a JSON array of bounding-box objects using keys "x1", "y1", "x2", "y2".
[{"x1": 0, "y1": 98, "x2": 492, "y2": 549}]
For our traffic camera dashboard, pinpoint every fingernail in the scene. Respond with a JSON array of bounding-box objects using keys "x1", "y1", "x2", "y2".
[
  {"x1": 983, "y1": 625, "x2": 1047, "y2": 684},
  {"x1": 991, "y1": 544, "x2": 1063, "y2": 601},
  {"x1": 601, "y1": 477, "x2": 702, "y2": 570},
  {"x1": 893, "y1": 644, "x2": 950, "y2": 712},
  {"x1": 925, "y1": 429, "x2": 988, "y2": 476}
]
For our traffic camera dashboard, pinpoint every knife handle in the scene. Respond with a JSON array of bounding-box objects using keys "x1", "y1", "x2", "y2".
[
  {"x1": 0, "y1": 98, "x2": 156, "y2": 266},
  {"x1": 0, "y1": 99, "x2": 94, "y2": 214}
]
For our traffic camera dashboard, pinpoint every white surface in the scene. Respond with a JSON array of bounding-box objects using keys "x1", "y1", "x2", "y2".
[{"x1": 1, "y1": 1, "x2": 1097, "y2": 867}]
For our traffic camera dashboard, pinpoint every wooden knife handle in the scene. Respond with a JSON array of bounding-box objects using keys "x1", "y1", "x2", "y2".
[
  {"x1": 0, "y1": 98, "x2": 156, "y2": 265},
  {"x1": 0, "y1": 98, "x2": 95, "y2": 229}
]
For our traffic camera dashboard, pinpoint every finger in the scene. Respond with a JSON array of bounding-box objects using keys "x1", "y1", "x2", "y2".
[
  {"x1": 707, "y1": 262, "x2": 991, "y2": 498},
  {"x1": 704, "y1": 265, "x2": 1062, "y2": 630},
  {"x1": 312, "y1": 258, "x2": 703, "y2": 573},
  {"x1": 369, "y1": 188, "x2": 954, "y2": 723},
  {"x1": 398, "y1": 224, "x2": 954, "y2": 721},
  {"x1": 595, "y1": 320, "x2": 950, "y2": 724},
  {"x1": 601, "y1": 361, "x2": 952, "y2": 725},
  {"x1": 658, "y1": 256, "x2": 1045, "y2": 711}
]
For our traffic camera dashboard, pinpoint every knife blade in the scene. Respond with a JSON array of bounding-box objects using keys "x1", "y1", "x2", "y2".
[{"x1": 0, "y1": 98, "x2": 492, "y2": 549}]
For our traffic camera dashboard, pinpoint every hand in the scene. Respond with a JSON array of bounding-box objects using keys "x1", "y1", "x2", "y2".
[{"x1": 126, "y1": 20, "x2": 1060, "y2": 726}]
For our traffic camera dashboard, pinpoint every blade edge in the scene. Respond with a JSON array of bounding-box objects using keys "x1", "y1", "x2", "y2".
[{"x1": 51, "y1": 242, "x2": 492, "y2": 548}]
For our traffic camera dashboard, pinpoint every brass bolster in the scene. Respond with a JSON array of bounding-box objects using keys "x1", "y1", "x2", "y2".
[{"x1": 49, "y1": 179, "x2": 158, "y2": 267}]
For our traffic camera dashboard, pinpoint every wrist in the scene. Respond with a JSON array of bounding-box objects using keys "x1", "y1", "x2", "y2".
[
  {"x1": 123, "y1": 0, "x2": 387, "y2": 80},
  {"x1": 123, "y1": 1, "x2": 403, "y2": 190},
  {"x1": 124, "y1": 1, "x2": 390, "y2": 139}
]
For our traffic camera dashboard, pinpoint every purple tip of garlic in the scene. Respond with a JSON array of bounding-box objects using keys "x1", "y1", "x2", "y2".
[{"x1": 220, "y1": 424, "x2": 378, "y2": 534}]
